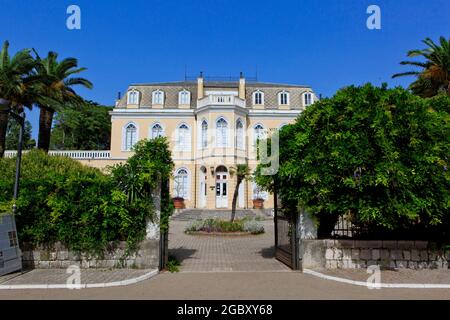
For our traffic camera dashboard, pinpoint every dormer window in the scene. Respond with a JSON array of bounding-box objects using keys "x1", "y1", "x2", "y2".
[
  {"x1": 252, "y1": 90, "x2": 264, "y2": 105},
  {"x1": 278, "y1": 91, "x2": 289, "y2": 105},
  {"x1": 303, "y1": 92, "x2": 314, "y2": 106},
  {"x1": 127, "y1": 90, "x2": 140, "y2": 105},
  {"x1": 179, "y1": 90, "x2": 191, "y2": 105},
  {"x1": 152, "y1": 90, "x2": 164, "y2": 105}
]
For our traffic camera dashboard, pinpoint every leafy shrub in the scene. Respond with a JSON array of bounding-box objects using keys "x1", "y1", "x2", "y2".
[
  {"x1": 167, "y1": 255, "x2": 181, "y2": 273},
  {"x1": 0, "y1": 138, "x2": 174, "y2": 255},
  {"x1": 256, "y1": 85, "x2": 449, "y2": 239},
  {"x1": 185, "y1": 218, "x2": 264, "y2": 234}
]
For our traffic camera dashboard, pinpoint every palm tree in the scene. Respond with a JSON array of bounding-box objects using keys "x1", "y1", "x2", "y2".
[
  {"x1": 33, "y1": 51, "x2": 93, "y2": 152},
  {"x1": 230, "y1": 164, "x2": 250, "y2": 222},
  {"x1": 393, "y1": 36, "x2": 450, "y2": 97},
  {"x1": 0, "y1": 41, "x2": 37, "y2": 157}
]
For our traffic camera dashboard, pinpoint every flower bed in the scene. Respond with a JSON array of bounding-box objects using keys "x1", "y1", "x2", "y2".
[{"x1": 185, "y1": 217, "x2": 265, "y2": 235}]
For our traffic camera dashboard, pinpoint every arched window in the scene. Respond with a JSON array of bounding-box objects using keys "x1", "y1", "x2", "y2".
[
  {"x1": 201, "y1": 120, "x2": 208, "y2": 149},
  {"x1": 303, "y1": 92, "x2": 314, "y2": 106},
  {"x1": 278, "y1": 91, "x2": 289, "y2": 105},
  {"x1": 174, "y1": 168, "x2": 189, "y2": 199},
  {"x1": 127, "y1": 90, "x2": 139, "y2": 105},
  {"x1": 151, "y1": 123, "x2": 164, "y2": 139},
  {"x1": 252, "y1": 90, "x2": 264, "y2": 105},
  {"x1": 152, "y1": 90, "x2": 164, "y2": 105},
  {"x1": 216, "y1": 118, "x2": 228, "y2": 147},
  {"x1": 176, "y1": 124, "x2": 190, "y2": 151},
  {"x1": 254, "y1": 124, "x2": 265, "y2": 142},
  {"x1": 124, "y1": 123, "x2": 137, "y2": 151},
  {"x1": 236, "y1": 119, "x2": 244, "y2": 149},
  {"x1": 178, "y1": 90, "x2": 191, "y2": 105}
]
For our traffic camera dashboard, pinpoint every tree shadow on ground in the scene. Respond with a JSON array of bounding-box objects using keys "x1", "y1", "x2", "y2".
[
  {"x1": 258, "y1": 246, "x2": 276, "y2": 259},
  {"x1": 169, "y1": 247, "x2": 197, "y2": 264}
]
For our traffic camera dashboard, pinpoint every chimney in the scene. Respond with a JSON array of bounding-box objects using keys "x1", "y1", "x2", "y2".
[
  {"x1": 238, "y1": 72, "x2": 245, "y2": 100},
  {"x1": 197, "y1": 71, "x2": 204, "y2": 100}
]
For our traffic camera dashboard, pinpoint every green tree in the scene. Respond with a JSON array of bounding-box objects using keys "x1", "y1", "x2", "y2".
[
  {"x1": 33, "y1": 51, "x2": 93, "y2": 152},
  {"x1": 229, "y1": 164, "x2": 250, "y2": 222},
  {"x1": 0, "y1": 41, "x2": 38, "y2": 157},
  {"x1": 50, "y1": 100, "x2": 112, "y2": 150},
  {"x1": 256, "y1": 84, "x2": 449, "y2": 238},
  {"x1": 393, "y1": 36, "x2": 450, "y2": 97},
  {"x1": 5, "y1": 117, "x2": 36, "y2": 150}
]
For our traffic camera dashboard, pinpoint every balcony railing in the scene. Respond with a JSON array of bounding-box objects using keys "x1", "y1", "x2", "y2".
[
  {"x1": 4, "y1": 150, "x2": 111, "y2": 160},
  {"x1": 197, "y1": 95, "x2": 246, "y2": 109}
]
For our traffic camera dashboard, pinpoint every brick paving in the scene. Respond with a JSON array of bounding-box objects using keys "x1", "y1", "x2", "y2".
[
  {"x1": 168, "y1": 218, "x2": 290, "y2": 272},
  {"x1": 0, "y1": 269, "x2": 153, "y2": 286},
  {"x1": 319, "y1": 268, "x2": 450, "y2": 284}
]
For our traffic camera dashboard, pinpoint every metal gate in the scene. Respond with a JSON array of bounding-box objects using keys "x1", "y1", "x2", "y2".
[
  {"x1": 273, "y1": 188, "x2": 300, "y2": 270},
  {"x1": 0, "y1": 214, "x2": 22, "y2": 276}
]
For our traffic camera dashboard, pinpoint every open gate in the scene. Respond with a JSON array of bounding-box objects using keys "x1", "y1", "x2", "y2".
[{"x1": 273, "y1": 187, "x2": 300, "y2": 270}]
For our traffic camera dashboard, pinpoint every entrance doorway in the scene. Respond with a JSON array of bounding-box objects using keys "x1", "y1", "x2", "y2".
[{"x1": 215, "y1": 166, "x2": 228, "y2": 208}]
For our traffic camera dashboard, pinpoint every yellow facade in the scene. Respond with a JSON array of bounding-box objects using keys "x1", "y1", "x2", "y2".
[{"x1": 90, "y1": 76, "x2": 317, "y2": 210}]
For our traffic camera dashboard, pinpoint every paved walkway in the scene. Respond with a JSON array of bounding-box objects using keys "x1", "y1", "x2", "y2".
[
  {"x1": 0, "y1": 269, "x2": 153, "y2": 286},
  {"x1": 1, "y1": 271, "x2": 450, "y2": 299},
  {"x1": 168, "y1": 219, "x2": 290, "y2": 272}
]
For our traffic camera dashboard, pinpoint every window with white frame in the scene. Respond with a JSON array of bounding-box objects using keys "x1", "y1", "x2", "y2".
[
  {"x1": 216, "y1": 118, "x2": 228, "y2": 147},
  {"x1": 179, "y1": 90, "x2": 191, "y2": 105},
  {"x1": 127, "y1": 90, "x2": 139, "y2": 105},
  {"x1": 201, "y1": 120, "x2": 208, "y2": 149},
  {"x1": 278, "y1": 91, "x2": 289, "y2": 105},
  {"x1": 303, "y1": 92, "x2": 314, "y2": 106},
  {"x1": 176, "y1": 124, "x2": 190, "y2": 151},
  {"x1": 152, "y1": 90, "x2": 164, "y2": 105},
  {"x1": 252, "y1": 182, "x2": 269, "y2": 200},
  {"x1": 254, "y1": 124, "x2": 265, "y2": 145},
  {"x1": 174, "y1": 168, "x2": 189, "y2": 199},
  {"x1": 236, "y1": 119, "x2": 244, "y2": 149},
  {"x1": 252, "y1": 90, "x2": 264, "y2": 105},
  {"x1": 124, "y1": 123, "x2": 137, "y2": 151},
  {"x1": 151, "y1": 123, "x2": 164, "y2": 139}
]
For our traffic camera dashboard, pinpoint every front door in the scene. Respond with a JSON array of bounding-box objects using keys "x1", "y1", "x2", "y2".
[{"x1": 215, "y1": 171, "x2": 228, "y2": 208}]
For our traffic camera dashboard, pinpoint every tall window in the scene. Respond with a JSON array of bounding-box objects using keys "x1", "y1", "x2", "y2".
[
  {"x1": 152, "y1": 90, "x2": 164, "y2": 105},
  {"x1": 254, "y1": 124, "x2": 265, "y2": 146},
  {"x1": 201, "y1": 120, "x2": 208, "y2": 149},
  {"x1": 127, "y1": 90, "x2": 139, "y2": 105},
  {"x1": 236, "y1": 119, "x2": 244, "y2": 149},
  {"x1": 303, "y1": 92, "x2": 313, "y2": 106},
  {"x1": 252, "y1": 90, "x2": 264, "y2": 105},
  {"x1": 177, "y1": 124, "x2": 190, "y2": 151},
  {"x1": 179, "y1": 90, "x2": 191, "y2": 105},
  {"x1": 278, "y1": 91, "x2": 289, "y2": 105},
  {"x1": 151, "y1": 123, "x2": 163, "y2": 139},
  {"x1": 174, "y1": 168, "x2": 189, "y2": 199},
  {"x1": 124, "y1": 123, "x2": 137, "y2": 151},
  {"x1": 216, "y1": 118, "x2": 228, "y2": 147}
]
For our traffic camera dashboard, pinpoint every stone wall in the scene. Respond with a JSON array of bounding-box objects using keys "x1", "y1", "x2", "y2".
[
  {"x1": 301, "y1": 239, "x2": 450, "y2": 270},
  {"x1": 21, "y1": 240, "x2": 159, "y2": 269}
]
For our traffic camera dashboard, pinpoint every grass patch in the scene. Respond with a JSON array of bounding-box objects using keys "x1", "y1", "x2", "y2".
[
  {"x1": 167, "y1": 255, "x2": 181, "y2": 273},
  {"x1": 185, "y1": 217, "x2": 265, "y2": 235}
]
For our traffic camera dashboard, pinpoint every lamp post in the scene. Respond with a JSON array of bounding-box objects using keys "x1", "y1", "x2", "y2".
[{"x1": 0, "y1": 99, "x2": 25, "y2": 216}]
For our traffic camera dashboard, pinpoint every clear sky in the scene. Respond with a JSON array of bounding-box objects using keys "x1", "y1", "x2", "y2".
[{"x1": 1, "y1": 0, "x2": 449, "y2": 140}]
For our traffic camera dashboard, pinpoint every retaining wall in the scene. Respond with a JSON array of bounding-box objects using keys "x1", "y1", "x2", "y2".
[
  {"x1": 301, "y1": 240, "x2": 450, "y2": 270},
  {"x1": 21, "y1": 240, "x2": 159, "y2": 269}
]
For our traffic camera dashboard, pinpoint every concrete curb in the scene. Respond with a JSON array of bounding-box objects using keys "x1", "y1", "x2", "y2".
[
  {"x1": 303, "y1": 269, "x2": 450, "y2": 289},
  {"x1": 0, "y1": 269, "x2": 159, "y2": 290}
]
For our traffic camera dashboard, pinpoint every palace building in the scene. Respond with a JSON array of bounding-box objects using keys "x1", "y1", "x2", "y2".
[
  {"x1": 3, "y1": 74, "x2": 318, "y2": 210},
  {"x1": 105, "y1": 73, "x2": 317, "y2": 210}
]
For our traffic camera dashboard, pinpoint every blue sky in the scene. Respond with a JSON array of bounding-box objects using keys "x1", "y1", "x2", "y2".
[{"x1": 1, "y1": 0, "x2": 449, "y2": 140}]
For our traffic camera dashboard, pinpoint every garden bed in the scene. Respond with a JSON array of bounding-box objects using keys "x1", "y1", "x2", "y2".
[{"x1": 185, "y1": 217, "x2": 265, "y2": 235}]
